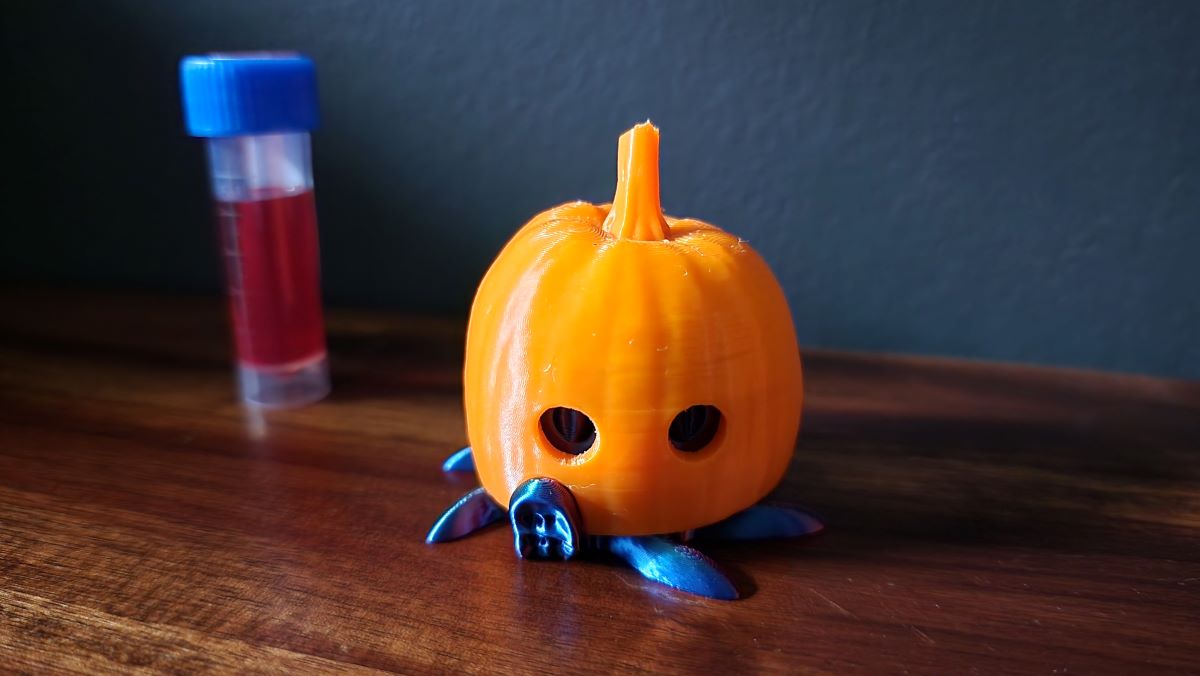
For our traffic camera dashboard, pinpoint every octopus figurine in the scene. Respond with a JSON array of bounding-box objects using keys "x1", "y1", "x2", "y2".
[{"x1": 426, "y1": 123, "x2": 822, "y2": 600}]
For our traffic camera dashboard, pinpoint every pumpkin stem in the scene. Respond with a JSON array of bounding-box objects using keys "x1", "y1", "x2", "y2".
[{"x1": 603, "y1": 121, "x2": 670, "y2": 241}]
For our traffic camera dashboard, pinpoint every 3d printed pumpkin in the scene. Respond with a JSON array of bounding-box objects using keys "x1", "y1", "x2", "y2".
[{"x1": 427, "y1": 123, "x2": 821, "y2": 600}]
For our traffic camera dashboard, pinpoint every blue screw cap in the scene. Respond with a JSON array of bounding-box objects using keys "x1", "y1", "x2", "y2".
[{"x1": 180, "y1": 52, "x2": 319, "y2": 137}]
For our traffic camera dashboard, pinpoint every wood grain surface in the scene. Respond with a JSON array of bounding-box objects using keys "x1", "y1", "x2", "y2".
[{"x1": 1, "y1": 289, "x2": 1198, "y2": 674}]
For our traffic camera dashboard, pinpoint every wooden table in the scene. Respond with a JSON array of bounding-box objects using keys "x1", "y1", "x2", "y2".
[{"x1": 1, "y1": 289, "x2": 1197, "y2": 674}]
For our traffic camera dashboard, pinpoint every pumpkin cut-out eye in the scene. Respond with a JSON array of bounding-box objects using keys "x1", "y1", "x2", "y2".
[
  {"x1": 669, "y1": 405, "x2": 722, "y2": 452},
  {"x1": 540, "y1": 407, "x2": 596, "y2": 455}
]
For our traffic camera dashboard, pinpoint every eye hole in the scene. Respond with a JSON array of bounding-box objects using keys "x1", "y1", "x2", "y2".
[
  {"x1": 669, "y1": 405, "x2": 722, "y2": 452},
  {"x1": 540, "y1": 407, "x2": 596, "y2": 455}
]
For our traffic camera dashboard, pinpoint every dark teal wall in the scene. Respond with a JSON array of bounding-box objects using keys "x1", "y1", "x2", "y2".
[{"x1": 4, "y1": 1, "x2": 1198, "y2": 378}]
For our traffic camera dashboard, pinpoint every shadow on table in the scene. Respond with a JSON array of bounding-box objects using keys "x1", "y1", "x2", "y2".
[{"x1": 770, "y1": 404, "x2": 1199, "y2": 560}]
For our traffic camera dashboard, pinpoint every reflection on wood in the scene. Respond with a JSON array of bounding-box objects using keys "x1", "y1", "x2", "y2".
[{"x1": 1, "y1": 289, "x2": 1197, "y2": 673}]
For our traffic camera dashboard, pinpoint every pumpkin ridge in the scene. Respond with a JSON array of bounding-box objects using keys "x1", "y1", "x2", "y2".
[{"x1": 724, "y1": 247, "x2": 776, "y2": 498}]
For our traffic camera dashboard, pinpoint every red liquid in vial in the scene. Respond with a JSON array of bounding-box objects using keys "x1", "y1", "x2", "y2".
[{"x1": 216, "y1": 189, "x2": 326, "y2": 368}]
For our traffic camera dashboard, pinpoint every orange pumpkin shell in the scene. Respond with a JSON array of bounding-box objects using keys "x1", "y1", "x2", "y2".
[{"x1": 463, "y1": 123, "x2": 802, "y2": 536}]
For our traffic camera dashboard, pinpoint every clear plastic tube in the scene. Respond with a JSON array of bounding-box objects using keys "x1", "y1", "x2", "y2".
[{"x1": 205, "y1": 132, "x2": 329, "y2": 407}]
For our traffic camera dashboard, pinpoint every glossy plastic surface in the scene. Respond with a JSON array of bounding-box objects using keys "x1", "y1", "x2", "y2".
[
  {"x1": 601, "y1": 536, "x2": 738, "y2": 601},
  {"x1": 424, "y1": 488, "x2": 505, "y2": 544},
  {"x1": 508, "y1": 478, "x2": 583, "y2": 561},
  {"x1": 427, "y1": 465, "x2": 823, "y2": 599},
  {"x1": 692, "y1": 504, "x2": 824, "y2": 541},
  {"x1": 180, "y1": 53, "x2": 319, "y2": 138},
  {"x1": 463, "y1": 123, "x2": 804, "y2": 535},
  {"x1": 441, "y1": 446, "x2": 475, "y2": 473},
  {"x1": 205, "y1": 132, "x2": 329, "y2": 407}
]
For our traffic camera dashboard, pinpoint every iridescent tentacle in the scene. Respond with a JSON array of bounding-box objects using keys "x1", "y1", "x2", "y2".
[
  {"x1": 600, "y1": 535, "x2": 739, "y2": 601},
  {"x1": 441, "y1": 446, "x2": 475, "y2": 473},
  {"x1": 693, "y1": 504, "x2": 824, "y2": 542},
  {"x1": 425, "y1": 488, "x2": 505, "y2": 543}
]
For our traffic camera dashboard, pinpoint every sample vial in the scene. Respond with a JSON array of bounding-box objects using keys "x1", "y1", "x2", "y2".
[{"x1": 180, "y1": 53, "x2": 330, "y2": 407}]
